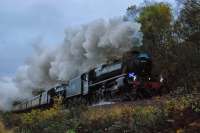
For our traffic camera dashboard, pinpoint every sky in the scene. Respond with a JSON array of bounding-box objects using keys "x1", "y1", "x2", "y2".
[{"x1": 0, "y1": 0, "x2": 176, "y2": 77}]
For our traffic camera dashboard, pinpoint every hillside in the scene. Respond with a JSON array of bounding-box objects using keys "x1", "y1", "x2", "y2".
[{"x1": 0, "y1": 94, "x2": 199, "y2": 133}]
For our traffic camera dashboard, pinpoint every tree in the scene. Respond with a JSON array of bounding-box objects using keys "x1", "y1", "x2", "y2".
[
  {"x1": 124, "y1": 5, "x2": 141, "y2": 21},
  {"x1": 175, "y1": 0, "x2": 200, "y2": 41},
  {"x1": 138, "y1": 3, "x2": 173, "y2": 52},
  {"x1": 136, "y1": 3, "x2": 175, "y2": 92}
]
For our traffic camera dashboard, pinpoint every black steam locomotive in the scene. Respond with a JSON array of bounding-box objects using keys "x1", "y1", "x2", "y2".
[{"x1": 12, "y1": 51, "x2": 162, "y2": 112}]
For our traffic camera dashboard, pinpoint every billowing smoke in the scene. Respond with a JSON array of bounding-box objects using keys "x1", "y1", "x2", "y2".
[
  {"x1": 14, "y1": 17, "x2": 142, "y2": 94},
  {"x1": 50, "y1": 18, "x2": 142, "y2": 80},
  {"x1": 0, "y1": 17, "x2": 142, "y2": 110},
  {"x1": 0, "y1": 77, "x2": 20, "y2": 110}
]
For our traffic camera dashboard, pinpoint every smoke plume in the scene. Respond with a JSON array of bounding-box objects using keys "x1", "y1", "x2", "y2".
[
  {"x1": 0, "y1": 17, "x2": 142, "y2": 110},
  {"x1": 0, "y1": 77, "x2": 19, "y2": 110},
  {"x1": 14, "y1": 17, "x2": 142, "y2": 93}
]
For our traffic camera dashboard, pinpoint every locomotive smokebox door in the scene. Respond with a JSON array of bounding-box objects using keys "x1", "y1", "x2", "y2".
[{"x1": 82, "y1": 73, "x2": 89, "y2": 95}]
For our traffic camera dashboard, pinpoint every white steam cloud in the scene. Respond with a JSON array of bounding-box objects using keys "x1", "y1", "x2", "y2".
[
  {"x1": 0, "y1": 77, "x2": 19, "y2": 110},
  {"x1": 15, "y1": 17, "x2": 142, "y2": 92},
  {"x1": 1, "y1": 17, "x2": 142, "y2": 110}
]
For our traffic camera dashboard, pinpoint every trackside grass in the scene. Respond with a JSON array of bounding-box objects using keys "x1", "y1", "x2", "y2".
[{"x1": 0, "y1": 95, "x2": 200, "y2": 133}]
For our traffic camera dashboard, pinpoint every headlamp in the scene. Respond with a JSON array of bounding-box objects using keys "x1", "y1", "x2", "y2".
[{"x1": 128, "y1": 72, "x2": 137, "y2": 81}]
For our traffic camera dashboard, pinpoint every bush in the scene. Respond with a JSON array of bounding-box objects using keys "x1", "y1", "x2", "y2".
[
  {"x1": 15, "y1": 97, "x2": 72, "y2": 133},
  {"x1": 0, "y1": 120, "x2": 12, "y2": 133},
  {"x1": 78, "y1": 105, "x2": 168, "y2": 132},
  {"x1": 2, "y1": 95, "x2": 199, "y2": 133},
  {"x1": 130, "y1": 106, "x2": 166, "y2": 132}
]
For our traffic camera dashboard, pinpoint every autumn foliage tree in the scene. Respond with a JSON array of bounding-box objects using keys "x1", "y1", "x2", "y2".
[
  {"x1": 138, "y1": 3, "x2": 172, "y2": 53},
  {"x1": 175, "y1": 0, "x2": 200, "y2": 40},
  {"x1": 135, "y1": 3, "x2": 174, "y2": 90},
  {"x1": 135, "y1": 1, "x2": 200, "y2": 92}
]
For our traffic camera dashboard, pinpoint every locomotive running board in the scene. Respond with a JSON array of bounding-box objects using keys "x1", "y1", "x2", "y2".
[{"x1": 89, "y1": 73, "x2": 127, "y2": 87}]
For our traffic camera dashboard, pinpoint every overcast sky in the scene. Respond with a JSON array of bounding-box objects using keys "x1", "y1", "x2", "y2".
[{"x1": 0, "y1": 0, "x2": 175, "y2": 77}]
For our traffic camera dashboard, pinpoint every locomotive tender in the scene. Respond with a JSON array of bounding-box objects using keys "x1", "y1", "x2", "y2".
[{"x1": 12, "y1": 51, "x2": 162, "y2": 112}]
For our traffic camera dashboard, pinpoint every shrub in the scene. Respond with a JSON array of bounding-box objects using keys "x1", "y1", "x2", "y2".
[
  {"x1": 128, "y1": 106, "x2": 166, "y2": 133},
  {"x1": 0, "y1": 120, "x2": 13, "y2": 133},
  {"x1": 165, "y1": 96, "x2": 193, "y2": 113},
  {"x1": 3, "y1": 95, "x2": 199, "y2": 133},
  {"x1": 191, "y1": 97, "x2": 200, "y2": 113}
]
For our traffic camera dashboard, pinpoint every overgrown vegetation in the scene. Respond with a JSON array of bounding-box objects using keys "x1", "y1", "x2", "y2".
[{"x1": 1, "y1": 95, "x2": 199, "y2": 133}]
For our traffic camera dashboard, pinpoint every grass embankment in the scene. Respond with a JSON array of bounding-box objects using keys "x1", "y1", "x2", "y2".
[{"x1": 1, "y1": 95, "x2": 200, "y2": 133}]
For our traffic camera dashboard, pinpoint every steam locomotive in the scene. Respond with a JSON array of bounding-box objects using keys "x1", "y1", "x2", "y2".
[{"x1": 12, "y1": 51, "x2": 162, "y2": 112}]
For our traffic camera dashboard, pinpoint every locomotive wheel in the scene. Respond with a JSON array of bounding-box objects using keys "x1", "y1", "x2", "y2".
[
  {"x1": 122, "y1": 93, "x2": 133, "y2": 101},
  {"x1": 136, "y1": 87, "x2": 145, "y2": 99},
  {"x1": 81, "y1": 96, "x2": 89, "y2": 105},
  {"x1": 121, "y1": 87, "x2": 137, "y2": 101},
  {"x1": 136, "y1": 87, "x2": 151, "y2": 99},
  {"x1": 104, "y1": 90, "x2": 112, "y2": 101},
  {"x1": 67, "y1": 99, "x2": 73, "y2": 108},
  {"x1": 90, "y1": 91, "x2": 100, "y2": 104},
  {"x1": 74, "y1": 97, "x2": 81, "y2": 106},
  {"x1": 144, "y1": 88, "x2": 153, "y2": 98},
  {"x1": 130, "y1": 88, "x2": 137, "y2": 101}
]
